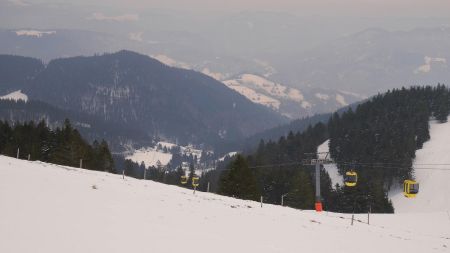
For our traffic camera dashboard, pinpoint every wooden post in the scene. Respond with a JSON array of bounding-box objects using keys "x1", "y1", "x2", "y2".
[
  {"x1": 122, "y1": 169, "x2": 125, "y2": 179},
  {"x1": 367, "y1": 194, "x2": 371, "y2": 225},
  {"x1": 79, "y1": 159, "x2": 83, "y2": 169},
  {"x1": 351, "y1": 214, "x2": 354, "y2": 226},
  {"x1": 260, "y1": 196, "x2": 263, "y2": 208},
  {"x1": 207, "y1": 182, "x2": 210, "y2": 192},
  {"x1": 144, "y1": 168, "x2": 147, "y2": 180},
  {"x1": 16, "y1": 148, "x2": 19, "y2": 159},
  {"x1": 28, "y1": 154, "x2": 30, "y2": 161}
]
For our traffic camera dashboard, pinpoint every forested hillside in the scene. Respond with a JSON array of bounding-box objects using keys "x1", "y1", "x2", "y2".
[
  {"x1": 213, "y1": 85, "x2": 450, "y2": 213},
  {"x1": 0, "y1": 55, "x2": 43, "y2": 94},
  {"x1": 0, "y1": 51, "x2": 286, "y2": 150},
  {"x1": 0, "y1": 100, "x2": 149, "y2": 150},
  {"x1": 28, "y1": 51, "x2": 285, "y2": 146},
  {"x1": 0, "y1": 119, "x2": 114, "y2": 172}
]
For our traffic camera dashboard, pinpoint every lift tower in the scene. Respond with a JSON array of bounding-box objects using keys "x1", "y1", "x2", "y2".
[{"x1": 303, "y1": 152, "x2": 332, "y2": 212}]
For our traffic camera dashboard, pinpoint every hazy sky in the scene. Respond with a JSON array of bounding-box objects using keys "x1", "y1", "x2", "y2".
[{"x1": 10, "y1": 0, "x2": 450, "y2": 17}]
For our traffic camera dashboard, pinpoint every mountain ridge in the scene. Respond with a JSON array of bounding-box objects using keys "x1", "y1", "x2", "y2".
[{"x1": 0, "y1": 51, "x2": 287, "y2": 150}]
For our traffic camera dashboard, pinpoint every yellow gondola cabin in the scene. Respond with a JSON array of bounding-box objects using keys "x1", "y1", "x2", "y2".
[
  {"x1": 403, "y1": 180, "x2": 419, "y2": 198},
  {"x1": 180, "y1": 175, "x2": 188, "y2": 184},
  {"x1": 344, "y1": 171, "x2": 358, "y2": 187},
  {"x1": 192, "y1": 176, "x2": 200, "y2": 187}
]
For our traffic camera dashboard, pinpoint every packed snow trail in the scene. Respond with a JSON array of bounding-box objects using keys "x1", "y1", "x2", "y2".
[
  {"x1": 390, "y1": 117, "x2": 450, "y2": 213},
  {"x1": 0, "y1": 156, "x2": 449, "y2": 253},
  {"x1": 317, "y1": 140, "x2": 344, "y2": 188}
]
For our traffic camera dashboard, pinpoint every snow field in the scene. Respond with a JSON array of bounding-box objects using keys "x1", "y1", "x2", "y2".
[
  {"x1": 126, "y1": 142, "x2": 207, "y2": 168},
  {"x1": 1, "y1": 155, "x2": 449, "y2": 253},
  {"x1": 125, "y1": 147, "x2": 172, "y2": 167}
]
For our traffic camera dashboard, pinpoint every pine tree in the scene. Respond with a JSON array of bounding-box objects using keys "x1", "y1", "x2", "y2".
[
  {"x1": 218, "y1": 155, "x2": 260, "y2": 201},
  {"x1": 124, "y1": 159, "x2": 134, "y2": 177},
  {"x1": 287, "y1": 169, "x2": 315, "y2": 209}
]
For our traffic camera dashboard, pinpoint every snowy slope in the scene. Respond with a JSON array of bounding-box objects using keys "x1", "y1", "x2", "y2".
[
  {"x1": 222, "y1": 74, "x2": 366, "y2": 119},
  {"x1": 0, "y1": 90, "x2": 28, "y2": 102},
  {"x1": 223, "y1": 74, "x2": 309, "y2": 113},
  {"x1": 317, "y1": 140, "x2": 344, "y2": 188},
  {"x1": 218, "y1": 151, "x2": 238, "y2": 161},
  {"x1": 390, "y1": 117, "x2": 450, "y2": 213},
  {"x1": 1, "y1": 155, "x2": 449, "y2": 253}
]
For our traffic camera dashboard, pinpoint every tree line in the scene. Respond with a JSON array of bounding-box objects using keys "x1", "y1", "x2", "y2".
[{"x1": 0, "y1": 119, "x2": 114, "y2": 172}]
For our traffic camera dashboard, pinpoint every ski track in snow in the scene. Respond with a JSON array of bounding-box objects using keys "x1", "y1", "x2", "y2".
[
  {"x1": 1, "y1": 155, "x2": 449, "y2": 253},
  {"x1": 317, "y1": 140, "x2": 344, "y2": 188},
  {"x1": 390, "y1": 116, "x2": 450, "y2": 213}
]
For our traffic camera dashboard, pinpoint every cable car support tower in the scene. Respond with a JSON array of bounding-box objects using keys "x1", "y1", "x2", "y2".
[{"x1": 303, "y1": 152, "x2": 333, "y2": 212}]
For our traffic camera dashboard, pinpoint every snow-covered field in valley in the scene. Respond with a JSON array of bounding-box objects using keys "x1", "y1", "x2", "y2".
[
  {"x1": 1, "y1": 155, "x2": 449, "y2": 253},
  {"x1": 125, "y1": 142, "x2": 205, "y2": 168},
  {"x1": 125, "y1": 147, "x2": 172, "y2": 167}
]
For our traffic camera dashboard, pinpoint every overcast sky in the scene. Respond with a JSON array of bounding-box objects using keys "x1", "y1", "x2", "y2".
[{"x1": 9, "y1": 0, "x2": 450, "y2": 17}]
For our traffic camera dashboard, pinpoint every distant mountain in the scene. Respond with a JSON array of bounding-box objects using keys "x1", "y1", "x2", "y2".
[
  {"x1": 0, "y1": 27, "x2": 367, "y2": 119},
  {"x1": 0, "y1": 29, "x2": 141, "y2": 62},
  {"x1": 0, "y1": 51, "x2": 286, "y2": 150},
  {"x1": 275, "y1": 27, "x2": 450, "y2": 95},
  {"x1": 5, "y1": 26, "x2": 449, "y2": 118}
]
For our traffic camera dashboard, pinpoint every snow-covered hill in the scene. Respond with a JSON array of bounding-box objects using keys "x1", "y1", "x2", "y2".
[
  {"x1": 0, "y1": 90, "x2": 28, "y2": 102},
  {"x1": 223, "y1": 74, "x2": 310, "y2": 114},
  {"x1": 1, "y1": 155, "x2": 449, "y2": 252},
  {"x1": 222, "y1": 74, "x2": 365, "y2": 119},
  {"x1": 390, "y1": 117, "x2": 450, "y2": 213}
]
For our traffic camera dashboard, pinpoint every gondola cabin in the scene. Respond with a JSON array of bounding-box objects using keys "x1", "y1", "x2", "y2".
[
  {"x1": 180, "y1": 175, "x2": 188, "y2": 185},
  {"x1": 403, "y1": 180, "x2": 419, "y2": 198},
  {"x1": 192, "y1": 176, "x2": 200, "y2": 187},
  {"x1": 344, "y1": 171, "x2": 358, "y2": 187}
]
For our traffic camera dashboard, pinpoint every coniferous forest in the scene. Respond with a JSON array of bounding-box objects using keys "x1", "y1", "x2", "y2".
[
  {"x1": 215, "y1": 85, "x2": 450, "y2": 213},
  {"x1": 0, "y1": 119, "x2": 114, "y2": 172}
]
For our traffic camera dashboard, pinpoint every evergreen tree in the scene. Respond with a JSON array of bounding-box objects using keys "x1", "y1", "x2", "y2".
[
  {"x1": 286, "y1": 169, "x2": 315, "y2": 209},
  {"x1": 218, "y1": 155, "x2": 260, "y2": 201},
  {"x1": 124, "y1": 159, "x2": 134, "y2": 177},
  {"x1": 0, "y1": 119, "x2": 115, "y2": 173}
]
